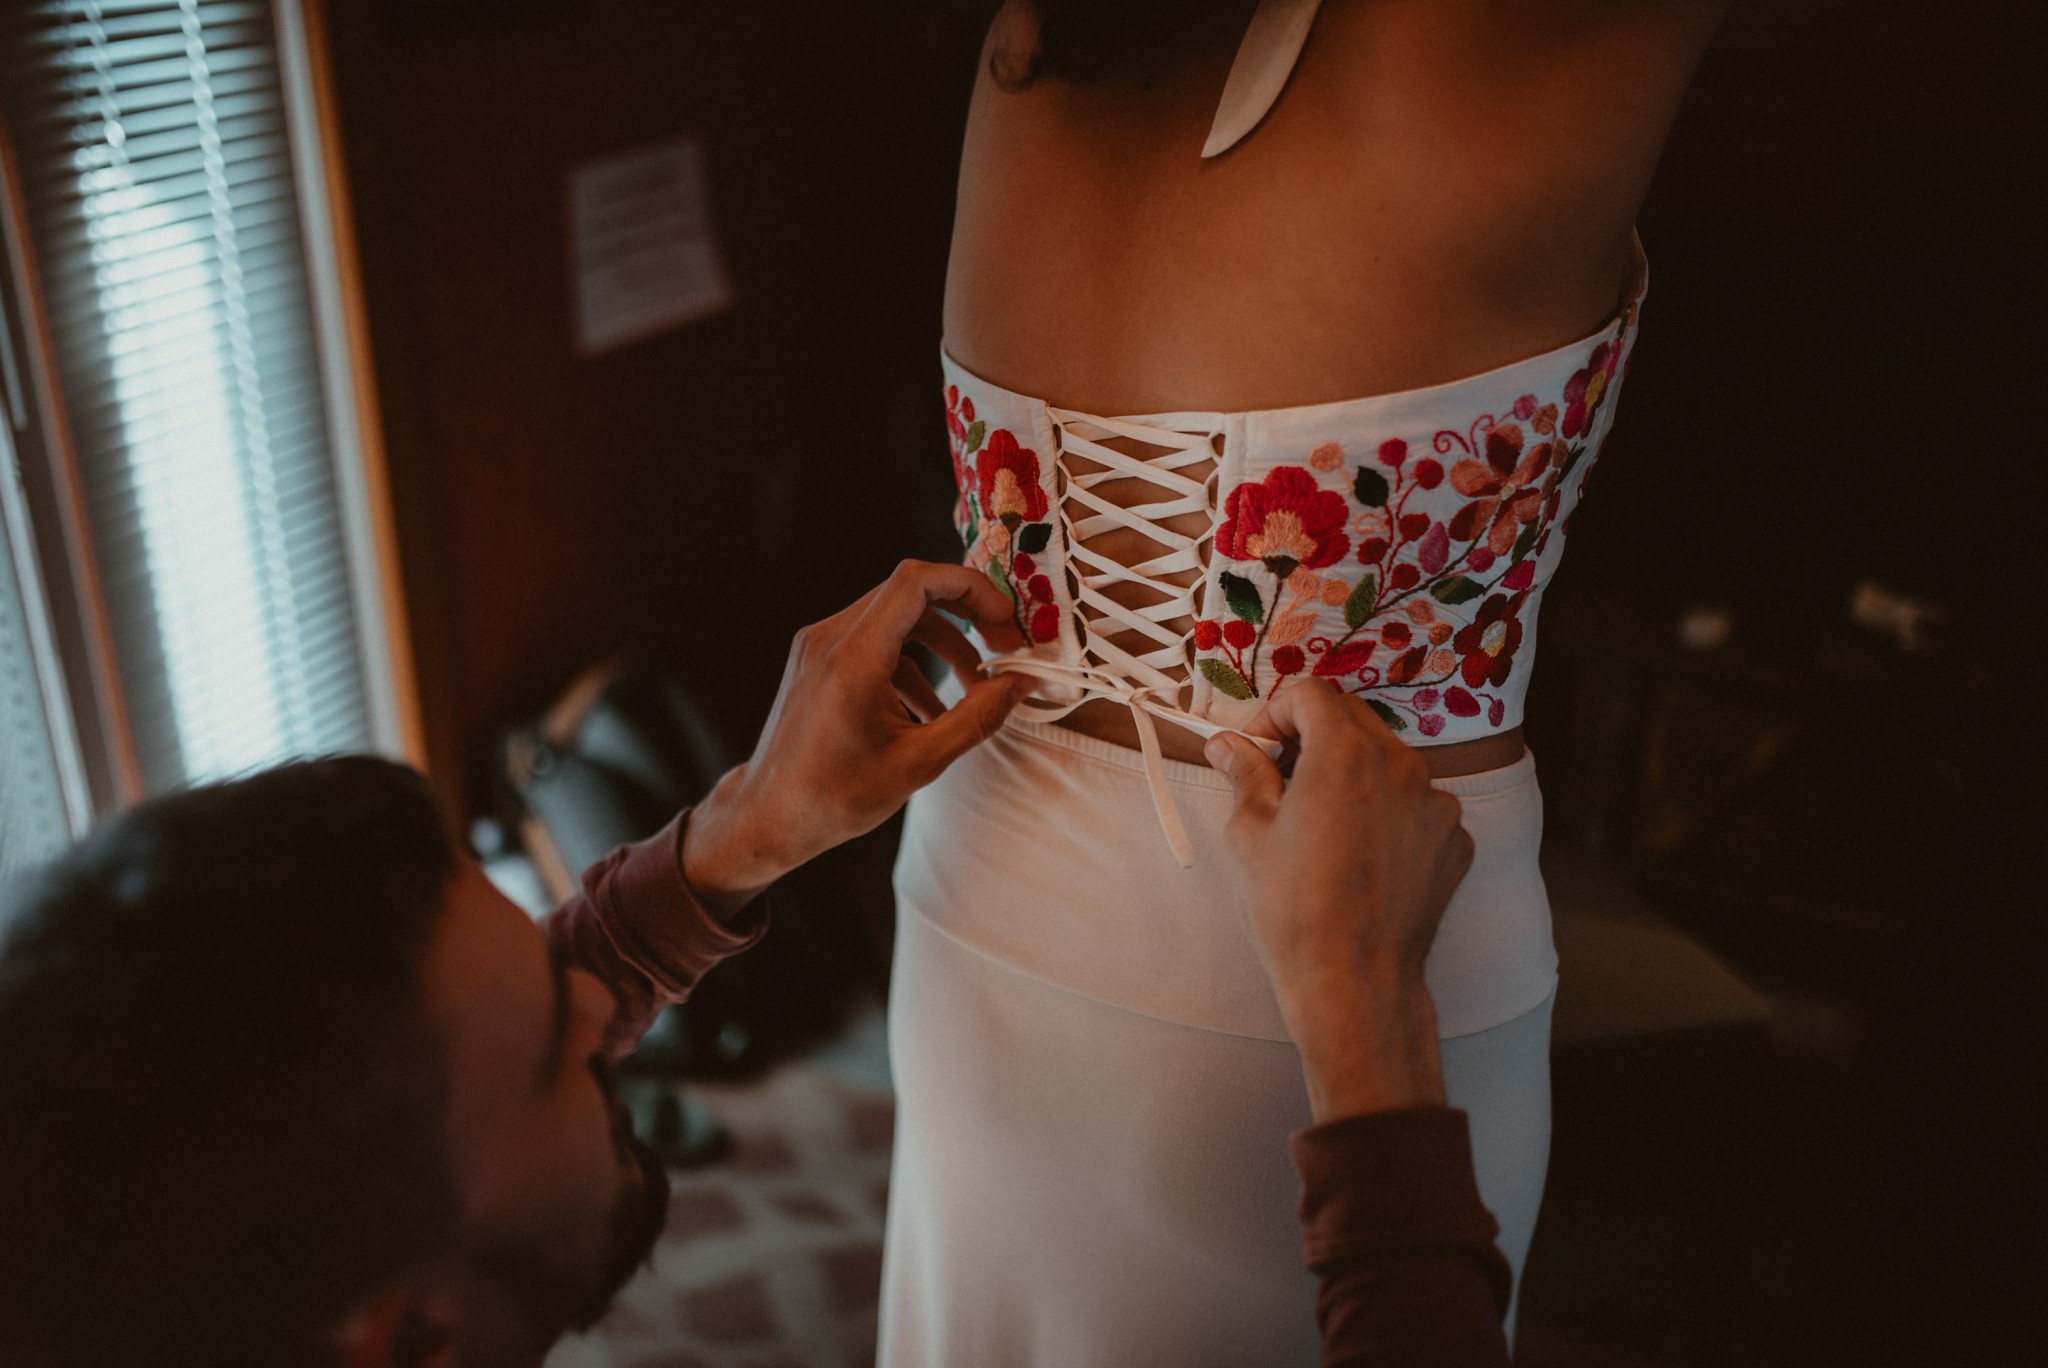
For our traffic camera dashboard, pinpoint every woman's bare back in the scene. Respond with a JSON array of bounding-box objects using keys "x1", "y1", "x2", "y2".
[{"x1": 945, "y1": 0, "x2": 1727, "y2": 771}]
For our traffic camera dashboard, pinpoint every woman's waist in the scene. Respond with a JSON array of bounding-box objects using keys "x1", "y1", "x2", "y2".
[{"x1": 1050, "y1": 697, "x2": 1527, "y2": 776}]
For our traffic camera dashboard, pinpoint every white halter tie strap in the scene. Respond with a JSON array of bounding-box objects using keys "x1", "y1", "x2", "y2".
[
  {"x1": 983, "y1": 408, "x2": 1282, "y2": 868},
  {"x1": 1202, "y1": 0, "x2": 1324, "y2": 158}
]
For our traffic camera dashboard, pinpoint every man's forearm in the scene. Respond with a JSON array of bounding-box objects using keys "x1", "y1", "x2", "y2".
[
  {"x1": 541, "y1": 809, "x2": 769, "y2": 1059},
  {"x1": 675, "y1": 765, "x2": 791, "y2": 925},
  {"x1": 1280, "y1": 969, "x2": 1447, "y2": 1123}
]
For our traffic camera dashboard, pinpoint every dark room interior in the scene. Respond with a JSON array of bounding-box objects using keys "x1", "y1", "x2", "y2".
[{"x1": 1, "y1": 2, "x2": 2037, "y2": 1366}]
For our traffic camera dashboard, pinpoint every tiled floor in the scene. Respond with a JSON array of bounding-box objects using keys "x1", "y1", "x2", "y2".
[{"x1": 546, "y1": 1011, "x2": 894, "y2": 1368}]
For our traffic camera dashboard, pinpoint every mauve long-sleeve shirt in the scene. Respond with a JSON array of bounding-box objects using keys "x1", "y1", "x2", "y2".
[{"x1": 541, "y1": 813, "x2": 1514, "y2": 1367}]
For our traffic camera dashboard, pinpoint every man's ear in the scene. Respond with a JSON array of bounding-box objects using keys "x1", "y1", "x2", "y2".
[{"x1": 333, "y1": 1283, "x2": 458, "y2": 1368}]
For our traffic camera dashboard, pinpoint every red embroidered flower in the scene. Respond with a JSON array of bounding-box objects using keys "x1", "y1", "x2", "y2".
[
  {"x1": 1561, "y1": 340, "x2": 1620, "y2": 440},
  {"x1": 977, "y1": 429, "x2": 1049, "y2": 527},
  {"x1": 1272, "y1": 645, "x2": 1306, "y2": 676},
  {"x1": 1223, "y1": 619, "x2": 1257, "y2": 650},
  {"x1": 1448, "y1": 424, "x2": 1554, "y2": 556},
  {"x1": 945, "y1": 385, "x2": 978, "y2": 531},
  {"x1": 944, "y1": 384, "x2": 975, "y2": 446},
  {"x1": 1315, "y1": 641, "x2": 1375, "y2": 677},
  {"x1": 1194, "y1": 620, "x2": 1223, "y2": 651},
  {"x1": 1451, "y1": 592, "x2": 1527, "y2": 689},
  {"x1": 1030, "y1": 603, "x2": 1060, "y2": 643},
  {"x1": 1217, "y1": 466, "x2": 1351, "y2": 578}
]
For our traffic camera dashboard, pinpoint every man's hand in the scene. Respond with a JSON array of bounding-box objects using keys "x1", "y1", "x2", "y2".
[
  {"x1": 680, "y1": 561, "x2": 1029, "y2": 920},
  {"x1": 1205, "y1": 682, "x2": 1475, "y2": 1122}
]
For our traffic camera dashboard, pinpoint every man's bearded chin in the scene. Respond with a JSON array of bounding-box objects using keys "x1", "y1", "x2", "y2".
[{"x1": 469, "y1": 1073, "x2": 672, "y2": 1348}]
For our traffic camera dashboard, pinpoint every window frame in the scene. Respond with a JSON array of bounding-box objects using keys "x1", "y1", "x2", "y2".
[{"x1": 0, "y1": 0, "x2": 423, "y2": 826}]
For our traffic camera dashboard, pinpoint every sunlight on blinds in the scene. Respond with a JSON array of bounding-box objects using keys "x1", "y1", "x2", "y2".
[
  {"x1": 5, "y1": 0, "x2": 372, "y2": 791},
  {"x1": 0, "y1": 501, "x2": 68, "y2": 881}
]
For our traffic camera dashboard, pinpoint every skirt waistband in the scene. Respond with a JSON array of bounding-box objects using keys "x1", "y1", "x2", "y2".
[{"x1": 998, "y1": 712, "x2": 1538, "y2": 799}]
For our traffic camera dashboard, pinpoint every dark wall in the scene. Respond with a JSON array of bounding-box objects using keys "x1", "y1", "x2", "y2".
[
  {"x1": 326, "y1": 0, "x2": 984, "y2": 805},
  {"x1": 1562, "y1": 0, "x2": 2034, "y2": 640}
]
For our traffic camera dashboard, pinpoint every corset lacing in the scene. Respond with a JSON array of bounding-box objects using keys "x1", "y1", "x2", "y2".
[{"x1": 984, "y1": 408, "x2": 1281, "y2": 867}]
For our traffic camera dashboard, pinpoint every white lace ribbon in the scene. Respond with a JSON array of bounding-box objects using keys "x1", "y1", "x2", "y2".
[{"x1": 983, "y1": 652, "x2": 1282, "y2": 869}]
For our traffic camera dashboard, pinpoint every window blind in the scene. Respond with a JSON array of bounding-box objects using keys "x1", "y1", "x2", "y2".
[
  {"x1": 1, "y1": 0, "x2": 372, "y2": 793},
  {"x1": 0, "y1": 489, "x2": 70, "y2": 884}
]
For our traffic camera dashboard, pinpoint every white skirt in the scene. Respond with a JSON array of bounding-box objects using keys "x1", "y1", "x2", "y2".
[{"x1": 879, "y1": 716, "x2": 1558, "y2": 1367}]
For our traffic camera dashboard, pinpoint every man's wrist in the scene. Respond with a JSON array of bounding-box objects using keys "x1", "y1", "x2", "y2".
[
  {"x1": 1284, "y1": 972, "x2": 1446, "y2": 1122},
  {"x1": 678, "y1": 766, "x2": 800, "y2": 924}
]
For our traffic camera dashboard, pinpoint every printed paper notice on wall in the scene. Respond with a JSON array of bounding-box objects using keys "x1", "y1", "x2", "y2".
[{"x1": 569, "y1": 136, "x2": 735, "y2": 356}]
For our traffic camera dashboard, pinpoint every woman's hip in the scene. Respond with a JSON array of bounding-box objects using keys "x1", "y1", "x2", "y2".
[{"x1": 894, "y1": 714, "x2": 1556, "y2": 1040}]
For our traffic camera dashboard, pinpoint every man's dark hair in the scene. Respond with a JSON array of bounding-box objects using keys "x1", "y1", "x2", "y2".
[{"x1": 0, "y1": 757, "x2": 461, "y2": 1368}]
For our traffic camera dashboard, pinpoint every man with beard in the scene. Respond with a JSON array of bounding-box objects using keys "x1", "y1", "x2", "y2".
[{"x1": 0, "y1": 560, "x2": 1503, "y2": 1368}]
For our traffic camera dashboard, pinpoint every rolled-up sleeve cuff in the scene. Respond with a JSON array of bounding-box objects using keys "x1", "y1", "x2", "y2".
[{"x1": 587, "y1": 810, "x2": 769, "y2": 1001}]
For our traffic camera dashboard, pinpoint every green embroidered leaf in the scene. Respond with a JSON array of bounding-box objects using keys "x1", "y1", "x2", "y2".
[
  {"x1": 1353, "y1": 467, "x2": 1390, "y2": 508},
  {"x1": 1198, "y1": 657, "x2": 1255, "y2": 701},
  {"x1": 965, "y1": 419, "x2": 986, "y2": 454},
  {"x1": 1509, "y1": 518, "x2": 1540, "y2": 565},
  {"x1": 1220, "y1": 571, "x2": 1265, "y2": 625},
  {"x1": 1560, "y1": 443, "x2": 1585, "y2": 479},
  {"x1": 1430, "y1": 576, "x2": 1486, "y2": 606},
  {"x1": 1017, "y1": 522, "x2": 1052, "y2": 555},
  {"x1": 1367, "y1": 699, "x2": 1409, "y2": 731},
  {"x1": 1343, "y1": 574, "x2": 1377, "y2": 629},
  {"x1": 987, "y1": 556, "x2": 1017, "y2": 602}
]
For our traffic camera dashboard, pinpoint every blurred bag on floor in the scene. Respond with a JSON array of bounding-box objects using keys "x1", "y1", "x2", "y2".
[{"x1": 497, "y1": 658, "x2": 879, "y2": 1081}]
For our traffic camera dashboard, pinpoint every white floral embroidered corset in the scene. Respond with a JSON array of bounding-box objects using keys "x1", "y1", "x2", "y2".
[{"x1": 942, "y1": 266, "x2": 1645, "y2": 863}]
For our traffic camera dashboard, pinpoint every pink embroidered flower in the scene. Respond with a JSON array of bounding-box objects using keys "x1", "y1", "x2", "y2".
[
  {"x1": 977, "y1": 429, "x2": 1049, "y2": 527},
  {"x1": 1309, "y1": 442, "x2": 1343, "y2": 472},
  {"x1": 1447, "y1": 424, "x2": 1554, "y2": 556},
  {"x1": 1562, "y1": 340, "x2": 1620, "y2": 439},
  {"x1": 1452, "y1": 592, "x2": 1528, "y2": 689},
  {"x1": 1217, "y1": 467, "x2": 1351, "y2": 578}
]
